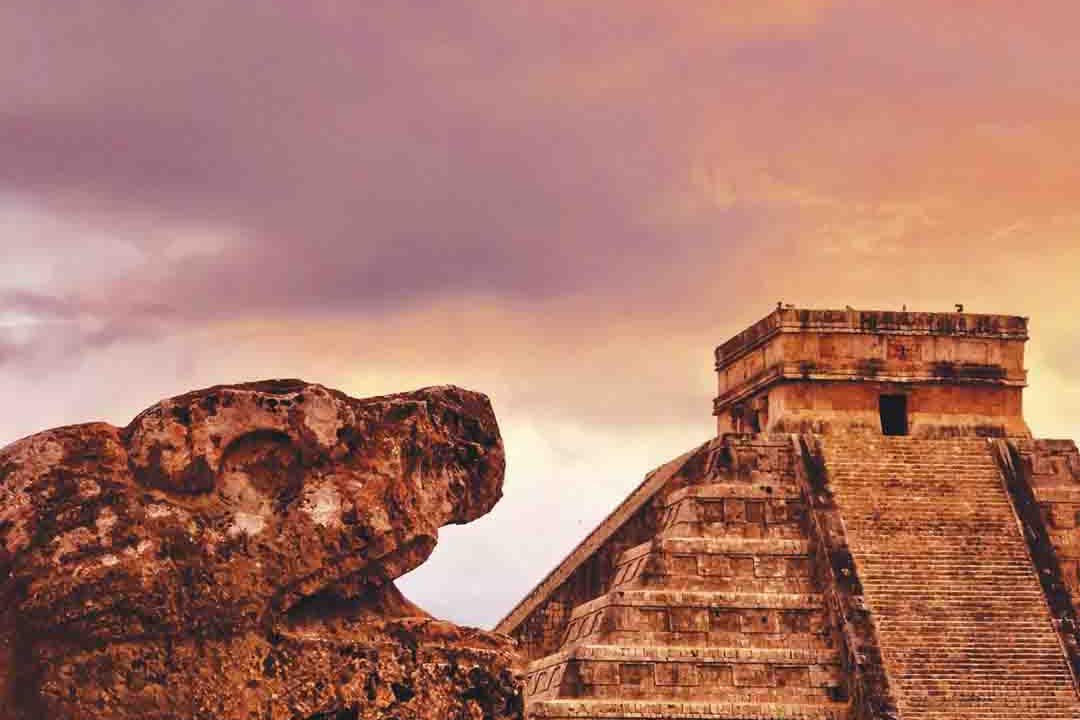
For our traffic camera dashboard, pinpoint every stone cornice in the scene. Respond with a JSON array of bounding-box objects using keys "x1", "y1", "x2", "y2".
[
  {"x1": 715, "y1": 308, "x2": 1029, "y2": 370},
  {"x1": 713, "y1": 361, "x2": 1028, "y2": 414}
]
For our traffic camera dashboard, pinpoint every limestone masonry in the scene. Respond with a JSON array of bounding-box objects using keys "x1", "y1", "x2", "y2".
[
  {"x1": 0, "y1": 381, "x2": 519, "y2": 720},
  {"x1": 499, "y1": 308, "x2": 1080, "y2": 720},
  {"x1": 713, "y1": 308, "x2": 1029, "y2": 437}
]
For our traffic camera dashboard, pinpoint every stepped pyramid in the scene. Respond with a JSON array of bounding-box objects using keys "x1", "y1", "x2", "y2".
[
  {"x1": 524, "y1": 437, "x2": 849, "y2": 719},
  {"x1": 499, "y1": 308, "x2": 1080, "y2": 720}
]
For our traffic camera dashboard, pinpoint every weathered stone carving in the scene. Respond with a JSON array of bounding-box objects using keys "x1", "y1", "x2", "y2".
[{"x1": 0, "y1": 380, "x2": 520, "y2": 720}]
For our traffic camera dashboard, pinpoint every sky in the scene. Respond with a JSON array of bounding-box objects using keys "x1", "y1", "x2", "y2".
[{"x1": 2, "y1": 2, "x2": 1079, "y2": 629}]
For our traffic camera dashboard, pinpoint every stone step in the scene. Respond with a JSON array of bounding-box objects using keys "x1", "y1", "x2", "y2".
[
  {"x1": 619, "y1": 537, "x2": 812, "y2": 564},
  {"x1": 580, "y1": 629, "x2": 835, "y2": 652},
  {"x1": 519, "y1": 437, "x2": 849, "y2": 718},
  {"x1": 529, "y1": 699, "x2": 850, "y2": 719},
  {"x1": 663, "y1": 483, "x2": 803, "y2": 505},
  {"x1": 612, "y1": 537, "x2": 814, "y2": 593},
  {"x1": 659, "y1": 483, "x2": 807, "y2": 541},
  {"x1": 524, "y1": 644, "x2": 844, "y2": 705},
  {"x1": 820, "y1": 436, "x2": 1080, "y2": 718},
  {"x1": 569, "y1": 589, "x2": 827, "y2": 618},
  {"x1": 536, "y1": 645, "x2": 842, "y2": 667},
  {"x1": 856, "y1": 557, "x2": 1043, "y2": 568},
  {"x1": 824, "y1": 452, "x2": 999, "y2": 459},
  {"x1": 560, "y1": 590, "x2": 829, "y2": 650}
]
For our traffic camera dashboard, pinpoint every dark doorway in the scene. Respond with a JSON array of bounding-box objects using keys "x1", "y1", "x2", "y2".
[{"x1": 879, "y1": 394, "x2": 909, "y2": 436}]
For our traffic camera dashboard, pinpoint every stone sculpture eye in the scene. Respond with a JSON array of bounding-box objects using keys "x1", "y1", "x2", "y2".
[{"x1": 218, "y1": 430, "x2": 304, "y2": 534}]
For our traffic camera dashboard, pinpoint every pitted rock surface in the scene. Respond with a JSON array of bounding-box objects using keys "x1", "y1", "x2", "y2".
[{"x1": 0, "y1": 380, "x2": 521, "y2": 720}]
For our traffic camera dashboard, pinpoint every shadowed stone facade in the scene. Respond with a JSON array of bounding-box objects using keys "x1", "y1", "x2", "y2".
[{"x1": 499, "y1": 308, "x2": 1080, "y2": 720}]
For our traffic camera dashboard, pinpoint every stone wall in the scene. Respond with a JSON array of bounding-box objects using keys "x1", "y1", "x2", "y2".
[
  {"x1": 716, "y1": 330, "x2": 1026, "y2": 404},
  {"x1": 498, "y1": 436, "x2": 810, "y2": 662},
  {"x1": 519, "y1": 434, "x2": 860, "y2": 719},
  {"x1": 999, "y1": 438, "x2": 1080, "y2": 681},
  {"x1": 713, "y1": 308, "x2": 1030, "y2": 438},
  {"x1": 1009, "y1": 439, "x2": 1080, "y2": 597},
  {"x1": 756, "y1": 382, "x2": 1027, "y2": 438}
]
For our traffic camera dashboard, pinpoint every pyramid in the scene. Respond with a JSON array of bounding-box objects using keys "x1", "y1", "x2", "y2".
[{"x1": 499, "y1": 308, "x2": 1080, "y2": 720}]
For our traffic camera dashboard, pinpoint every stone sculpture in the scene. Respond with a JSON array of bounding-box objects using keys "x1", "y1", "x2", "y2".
[{"x1": 0, "y1": 380, "x2": 520, "y2": 720}]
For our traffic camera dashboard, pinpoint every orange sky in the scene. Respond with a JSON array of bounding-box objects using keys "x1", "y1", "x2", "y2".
[{"x1": 1, "y1": 2, "x2": 1078, "y2": 626}]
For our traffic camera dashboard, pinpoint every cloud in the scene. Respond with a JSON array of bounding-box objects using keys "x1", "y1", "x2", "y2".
[
  {"x1": 2, "y1": 1, "x2": 1080, "y2": 626},
  {"x1": 0, "y1": 285, "x2": 175, "y2": 374},
  {"x1": 4, "y1": 1, "x2": 1078, "y2": 326}
]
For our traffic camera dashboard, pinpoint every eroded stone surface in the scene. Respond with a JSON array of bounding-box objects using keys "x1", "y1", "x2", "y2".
[{"x1": 0, "y1": 380, "x2": 520, "y2": 720}]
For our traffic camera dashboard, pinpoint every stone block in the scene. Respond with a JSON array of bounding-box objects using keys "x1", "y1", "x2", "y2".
[
  {"x1": 697, "y1": 664, "x2": 734, "y2": 687},
  {"x1": 700, "y1": 555, "x2": 733, "y2": 577},
  {"x1": 619, "y1": 663, "x2": 650, "y2": 686},
  {"x1": 655, "y1": 663, "x2": 700, "y2": 687},
  {"x1": 780, "y1": 610, "x2": 811, "y2": 633},
  {"x1": 1051, "y1": 504, "x2": 1080, "y2": 530},
  {"x1": 670, "y1": 555, "x2": 699, "y2": 576},
  {"x1": 787, "y1": 557, "x2": 810, "y2": 577},
  {"x1": 1033, "y1": 453, "x2": 1054, "y2": 476},
  {"x1": 810, "y1": 665, "x2": 845, "y2": 688},
  {"x1": 709, "y1": 609, "x2": 740, "y2": 632},
  {"x1": 724, "y1": 498, "x2": 746, "y2": 523},
  {"x1": 1068, "y1": 451, "x2": 1080, "y2": 479},
  {"x1": 701, "y1": 501, "x2": 726, "y2": 523},
  {"x1": 732, "y1": 664, "x2": 773, "y2": 687},
  {"x1": 764, "y1": 500, "x2": 789, "y2": 524},
  {"x1": 635, "y1": 608, "x2": 669, "y2": 632},
  {"x1": 741, "y1": 610, "x2": 781, "y2": 634},
  {"x1": 731, "y1": 556, "x2": 756, "y2": 575},
  {"x1": 580, "y1": 662, "x2": 619, "y2": 686},
  {"x1": 774, "y1": 666, "x2": 810, "y2": 688},
  {"x1": 670, "y1": 608, "x2": 709, "y2": 633},
  {"x1": 755, "y1": 557, "x2": 787, "y2": 578},
  {"x1": 746, "y1": 500, "x2": 765, "y2": 524}
]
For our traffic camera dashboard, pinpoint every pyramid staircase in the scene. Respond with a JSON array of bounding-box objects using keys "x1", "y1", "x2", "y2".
[
  {"x1": 821, "y1": 436, "x2": 1080, "y2": 720},
  {"x1": 523, "y1": 470, "x2": 851, "y2": 719}
]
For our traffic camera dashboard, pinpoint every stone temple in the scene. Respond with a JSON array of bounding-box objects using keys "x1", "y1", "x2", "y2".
[{"x1": 497, "y1": 307, "x2": 1080, "y2": 720}]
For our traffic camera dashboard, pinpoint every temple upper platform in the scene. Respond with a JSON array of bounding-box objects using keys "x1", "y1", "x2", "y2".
[{"x1": 713, "y1": 307, "x2": 1030, "y2": 437}]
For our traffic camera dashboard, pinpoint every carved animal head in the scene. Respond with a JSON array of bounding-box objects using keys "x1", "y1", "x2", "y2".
[{"x1": 0, "y1": 381, "x2": 505, "y2": 641}]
